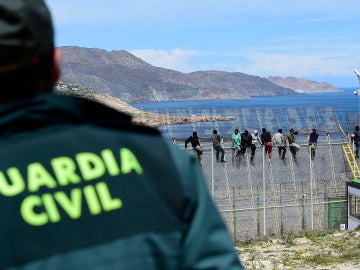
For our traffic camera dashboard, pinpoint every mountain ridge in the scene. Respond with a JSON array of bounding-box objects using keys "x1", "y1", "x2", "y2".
[
  {"x1": 59, "y1": 46, "x2": 342, "y2": 103},
  {"x1": 268, "y1": 76, "x2": 341, "y2": 93}
]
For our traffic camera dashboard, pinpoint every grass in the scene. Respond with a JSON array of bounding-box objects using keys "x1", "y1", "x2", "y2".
[{"x1": 236, "y1": 229, "x2": 360, "y2": 269}]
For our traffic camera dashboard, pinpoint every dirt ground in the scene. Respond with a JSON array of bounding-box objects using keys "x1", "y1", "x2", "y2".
[{"x1": 236, "y1": 230, "x2": 360, "y2": 270}]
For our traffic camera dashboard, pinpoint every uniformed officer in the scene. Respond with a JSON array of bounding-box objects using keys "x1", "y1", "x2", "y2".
[{"x1": 0, "y1": 0, "x2": 243, "y2": 269}]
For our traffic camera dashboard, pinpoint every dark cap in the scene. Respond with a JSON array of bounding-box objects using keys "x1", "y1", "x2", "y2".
[{"x1": 0, "y1": 0, "x2": 54, "y2": 73}]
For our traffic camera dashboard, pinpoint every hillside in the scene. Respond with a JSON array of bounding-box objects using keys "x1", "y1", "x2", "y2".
[
  {"x1": 55, "y1": 82, "x2": 234, "y2": 127},
  {"x1": 59, "y1": 46, "x2": 298, "y2": 103},
  {"x1": 268, "y1": 76, "x2": 342, "y2": 93}
]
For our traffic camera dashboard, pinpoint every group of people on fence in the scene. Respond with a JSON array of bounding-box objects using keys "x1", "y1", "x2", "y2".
[
  {"x1": 231, "y1": 128, "x2": 304, "y2": 162},
  {"x1": 184, "y1": 130, "x2": 227, "y2": 162},
  {"x1": 184, "y1": 127, "x2": 324, "y2": 163}
]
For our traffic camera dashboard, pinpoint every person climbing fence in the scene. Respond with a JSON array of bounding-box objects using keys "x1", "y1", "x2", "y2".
[
  {"x1": 211, "y1": 129, "x2": 226, "y2": 162},
  {"x1": 185, "y1": 131, "x2": 203, "y2": 162},
  {"x1": 308, "y1": 128, "x2": 319, "y2": 160},
  {"x1": 250, "y1": 129, "x2": 261, "y2": 163},
  {"x1": 261, "y1": 128, "x2": 273, "y2": 160},
  {"x1": 240, "y1": 130, "x2": 252, "y2": 156},
  {"x1": 286, "y1": 128, "x2": 300, "y2": 160},
  {"x1": 272, "y1": 128, "x2": 287, "y2": 160},
  {"x1": 351, "y1": 125, "x2": 360, "y2": 158}
]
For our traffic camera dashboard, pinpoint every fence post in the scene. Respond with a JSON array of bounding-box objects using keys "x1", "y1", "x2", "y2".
[
  {"x1": 232, "y1": 187, "x2": 237, "y2": 241},
  {"x1": 280, "y1": 183, "x2": 284, "y2": 235},
  {"x1": 262, "y1": 145, "x2": 266, "y2": 236},
  {"x1": 309, "y1": 146, "x2": 314, "y2": 231},
  {"x1": 256, "y1": 185, "x2": 260, "y2": 237},
  {"x1": 324, "y1": 181, "x2": 328, "y2": 230},
  {"x1": 302, "y1": 182, "x2": 305, "y2": 230},
  {"x1": 211, "y1": 147, "x2": 214, "y2": 197}
]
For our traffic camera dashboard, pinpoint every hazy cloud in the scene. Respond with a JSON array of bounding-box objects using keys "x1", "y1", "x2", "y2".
[
  {"x1": 130, "y1": 49, "x2": 200, "y2": 71},
  {"x1": 236, "y1": 53, "x2": 356, "y2": 77}
]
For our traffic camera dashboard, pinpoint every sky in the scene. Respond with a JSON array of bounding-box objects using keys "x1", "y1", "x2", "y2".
[{"x1": 45, "y1": 0, "x2": 360, "y2": 88}]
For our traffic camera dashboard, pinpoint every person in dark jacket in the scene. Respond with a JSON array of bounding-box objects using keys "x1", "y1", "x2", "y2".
[
  {"x1": 308, "y1": 128, "x2": 319, "y2": 160},
  {"x1": 240, "y1": 130, "x2": 252, "y2": 156},
  {"x1": 351, "y1": 125, "x2": 360, "y2": 158},
  {"x1": 0, "y1": 1, "x2": 243, "y2": 269},
  {"x1": 260, "y1": 128, "x2": 273, "y2": 160},
  {"x1": 185, "y1": 131, "x2": 203, "y2": 160}
]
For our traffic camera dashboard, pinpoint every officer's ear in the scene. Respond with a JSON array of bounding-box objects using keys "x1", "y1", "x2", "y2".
[{"x1": 51, "y1": 48, "x2": 61, "y2": 85}]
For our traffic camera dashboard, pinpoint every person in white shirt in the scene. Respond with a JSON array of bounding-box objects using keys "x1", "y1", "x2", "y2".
[
  {"x1": 272, "y1": 128, "x2": 287, "y2": 160},
  {"x1": 250, "y1": 130, "x2": 261, "y2": 163}
]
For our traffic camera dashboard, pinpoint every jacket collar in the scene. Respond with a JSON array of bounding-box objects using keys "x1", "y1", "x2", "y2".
[{"x1": 0, "y1": 93, "x2": 154, "y2": 137}]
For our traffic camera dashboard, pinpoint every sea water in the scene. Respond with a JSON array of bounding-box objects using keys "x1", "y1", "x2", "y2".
[{"x1": 132, "y1": 89, "x2": 360, "y2": 139}]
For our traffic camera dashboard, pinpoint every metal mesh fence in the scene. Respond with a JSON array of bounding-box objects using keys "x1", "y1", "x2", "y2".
[
  {"x1": 182, "y1": 139, "x2": 350, "y2": 241},
  {"x1": 154, "y1": 105, "x2": 358, "y2": 140}
]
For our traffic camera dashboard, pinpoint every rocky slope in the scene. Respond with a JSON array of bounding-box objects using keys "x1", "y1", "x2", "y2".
[
  {"x1": 55, "y1": 82, "x2": 234, "y2": 127},
  {"x1": 59, "y1": 46, "x2": 298, "y2": 103},
  {"x1": 268, "y1": 76, "x2": 342, "y2": 93}
]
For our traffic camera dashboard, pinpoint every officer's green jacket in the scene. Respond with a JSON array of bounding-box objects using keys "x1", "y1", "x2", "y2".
[{"x1": 0, "y1": 93, "x2": 243, "y2": 269}]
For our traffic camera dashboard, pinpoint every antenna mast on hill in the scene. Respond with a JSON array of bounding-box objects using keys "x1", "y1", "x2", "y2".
[{"x1": 354, "y1": 69, "x2": 360, "y2": 95}]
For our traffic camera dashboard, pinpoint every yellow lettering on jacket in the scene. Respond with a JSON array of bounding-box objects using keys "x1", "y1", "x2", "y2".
[
  {"x1": 51, "y1": 156, "x2": 81, "y2": 186},
  {"x1": 0, "y1": 169, "x2": 25, "y2": 196},
  {"x1": 0, "y1": 147, "x2": 143, "y2": 197},
  {"x1": 28, "y1": 163, "x2": 57, "y2": 192},
  {"x1": 120, "y1": 148, "x2": 143, "y2": 174},
  {"x1": 20, "y1": 182, "x2": 122, "y2": 226},
  {"x1": 0, "y1": 147, "x2": 141, "y2": 226}
]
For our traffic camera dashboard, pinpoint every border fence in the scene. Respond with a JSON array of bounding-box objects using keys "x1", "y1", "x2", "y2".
[{"x1": 180, "y1": 135, "x2": 351, "y2": 241}]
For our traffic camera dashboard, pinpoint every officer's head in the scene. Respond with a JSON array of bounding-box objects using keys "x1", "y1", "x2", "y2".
[{"x1": 0, "y1": 0, "x2": 60, "y2": 101}]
